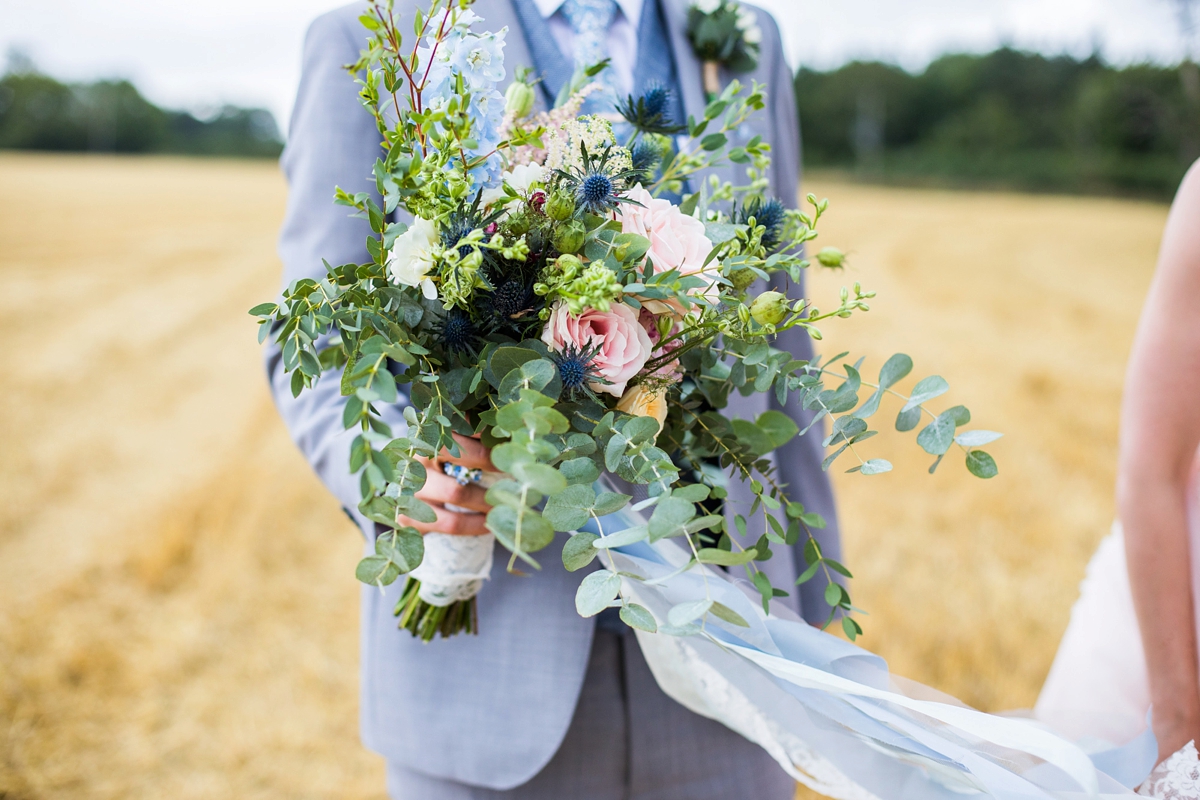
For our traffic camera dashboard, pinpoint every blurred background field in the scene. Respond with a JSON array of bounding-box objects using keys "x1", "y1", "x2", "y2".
[{"x1": 0, "y1": 152, "x2": 1169, "y2": 798}]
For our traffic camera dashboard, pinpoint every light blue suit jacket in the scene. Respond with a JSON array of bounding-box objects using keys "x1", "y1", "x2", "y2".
[{"x1": 267, "y1": 0, "x2": 840, "y2": 788}]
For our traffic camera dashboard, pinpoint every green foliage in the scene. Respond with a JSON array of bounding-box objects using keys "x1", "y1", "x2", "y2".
[
  {"x1": 795, "y1": 48, "x2": 1200, "y2": 199},
  {"x1": 0, "y1": 65, "x2": 282, "y2": 157}
]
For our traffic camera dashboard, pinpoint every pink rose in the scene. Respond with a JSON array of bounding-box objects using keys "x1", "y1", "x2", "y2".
[
  {"x1": 619, "y1": 185, "x2": 714, "y2": 279},
  {"x1": 541, "y1": 301, "x2": 652, "y2": 396}
]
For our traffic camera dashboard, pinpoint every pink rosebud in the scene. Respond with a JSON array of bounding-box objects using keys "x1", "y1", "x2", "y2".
[
  {"x1": 485, "y1": 222, "x2": 499, "y2": 235},
  {"x1": 541, "y1": 301, "x2": 652, "y2": 397},
  {"x1": 530, "y1": 190, "x2": 547, "y2": 213}
]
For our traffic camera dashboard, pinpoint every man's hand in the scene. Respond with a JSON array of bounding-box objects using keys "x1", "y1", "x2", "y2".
[{"x1": 397, "y1": 434, "x2": 494, "y2": 536}]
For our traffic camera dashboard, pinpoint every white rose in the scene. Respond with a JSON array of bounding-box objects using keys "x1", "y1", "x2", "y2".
[
  {"x1": 735, "y1": 8, "x2": 756, "y2": 30},
  {"x1": 507, "y1": 163, "x2": 545, "y2": 194},
  {"x1": 480, "y1": 163, "x2": 546, "y2": 208},
  {"x1": 387, "y1": 217, "x2": 439, "y2": 300},
  {"x1": 743, "y1": 24, "x2": 762, "y2": 44},
  {"x1": 691, "y1": 0, "x2": 721, "y2": 14}
]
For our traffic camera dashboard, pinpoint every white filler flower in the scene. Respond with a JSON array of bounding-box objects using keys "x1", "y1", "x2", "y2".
[{"x1": 388, "y1": 217, "x2": 439, "y2": 299}]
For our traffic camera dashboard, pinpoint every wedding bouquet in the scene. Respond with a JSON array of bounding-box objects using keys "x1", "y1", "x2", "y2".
[{"x1": 251, "y1": 0, "x2": 999, "y2": 642}]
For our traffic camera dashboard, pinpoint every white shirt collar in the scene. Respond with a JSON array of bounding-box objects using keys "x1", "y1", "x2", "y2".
[{"x1": 531, "y1": 0, "x2": 644, "y2": 27}]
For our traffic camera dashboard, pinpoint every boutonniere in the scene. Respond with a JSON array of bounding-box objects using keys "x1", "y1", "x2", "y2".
[{"x1": 686, "y1": 0, "x2": 762, "y2": 98}]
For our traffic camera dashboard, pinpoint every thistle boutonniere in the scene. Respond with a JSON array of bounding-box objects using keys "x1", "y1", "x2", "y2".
[{"x1": 686, "y1": 0, "x2": 763, "y2": 98}]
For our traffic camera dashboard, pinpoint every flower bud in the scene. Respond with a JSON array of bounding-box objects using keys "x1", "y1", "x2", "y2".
[
  {"x1": 552, "y1": 221, "x2": 586, "y2": 254},
  {"x1": 616, "y1": 385, "x2": 668, "y2": 434},
  {"x1": 749, "y1": 290, "x2": 788, "y2": 326},
  {"x1": 816, "y1": 247, "x2": 846, "y2": 268},
  {"x1": 554, "y1": 253, "x2": 583, "y2": 279},
  {"x1": 504, "y1": 81, "x2": 536, "y2": 120},
  {"x1": 545, "y1": 191, "x2": 575, "y2": 221}
]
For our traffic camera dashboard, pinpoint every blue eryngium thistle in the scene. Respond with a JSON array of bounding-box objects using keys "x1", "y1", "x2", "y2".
[
  {"x1": 434, "y1": 308, "x2": 481, "y2": 355},
  {"x1": 554, "y1": 144, "x2": 642, "y2": 216},
  {"x1": 617, "y1": 82, "x2": 686, "y2": 135},
  {"x1": 630, "y1": 138, "x2": 662, "y2": 180},
  {"x1": 580, "y1": 173, "x2": 615, "y2": 210},
  {"x1": 552, "y1": 343, "x2": 606, "y2": 397},
  {"x1": 739, "y1": 197, "x2": 787, "y2": 250}
]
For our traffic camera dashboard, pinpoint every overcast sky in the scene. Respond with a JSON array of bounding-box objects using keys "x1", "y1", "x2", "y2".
[{"x1": 1, "y1": 0, "x2": 1191, "y2": 135}]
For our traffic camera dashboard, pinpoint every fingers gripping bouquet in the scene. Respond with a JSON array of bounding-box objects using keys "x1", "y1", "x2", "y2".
[{"x1": 253, "y1": 0, "x2": 999, "y2": 641}]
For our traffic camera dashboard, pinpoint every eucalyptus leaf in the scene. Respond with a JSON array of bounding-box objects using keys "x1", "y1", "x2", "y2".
[
  {"x1": 562, "y1": 532, "x2": 600, "y2": 571},
  {"x1": 901, "y1": 375, "x2": 949, "y2": 412},
  {"x1": 966, "y1": 450, "x2": 999, "y2": 478},
  {"x1": 709, "y1": 601, "x2": 750, "y2": 627},
  {"x1": 956, "y1": 430, "x2": 1003, "y2": 447},
  {"x1": 576, "y1": 570, "x2": 622, "y2": 617},
  {"x1": 560, "y1": 457, "x2": 601, "y2": 486},
  {"x1": 619, "y1": 603, "x2": 657, "y2": 632},
  {"x1": 667, "y1": 599, "x2": 713, "y2": 627},
  {"x1": 649, "y1": 497, "x2": 696, "y2": 541},
  {"x1": 878, "y1": 353, "x2": 913, "y2": 389},
  {"x1": 544, "y1": 484, "x2": 597, "y2": 531}
]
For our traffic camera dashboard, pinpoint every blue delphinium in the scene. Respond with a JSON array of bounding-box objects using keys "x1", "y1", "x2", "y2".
[{"x1": 419, "y1": 22, "x2": 508, "y2": 190}]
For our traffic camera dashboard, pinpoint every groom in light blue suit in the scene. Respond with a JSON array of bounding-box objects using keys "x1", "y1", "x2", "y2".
[{"x1": 269, "y1": 0, "x2": 841, "y2": 796}]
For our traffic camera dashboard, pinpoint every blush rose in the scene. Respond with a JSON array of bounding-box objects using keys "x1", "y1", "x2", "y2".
[
  {"x1": 541, "y1": 301, "x2": 652, "y2": 397},
  {"x1": 619, "y1": 185, "x2": 714, "y2": 280}
]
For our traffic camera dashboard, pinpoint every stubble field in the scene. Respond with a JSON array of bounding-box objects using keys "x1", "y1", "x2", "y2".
[{"x1": 0, "y1": 153, "x2": 1169, "y2": 798}]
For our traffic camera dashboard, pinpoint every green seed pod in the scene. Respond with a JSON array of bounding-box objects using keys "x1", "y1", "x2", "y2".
[
  {"x1": 552, "y1": 221, "x2": 586, "y2": 254},
  {"x1": 504, "y1": 81, "x2": 536, "y2": 119},
  {"x1": 749, "y1": 290, "x2": 789, "y2": 326},
  {"x1": 506, "y1": 213, "x2": 532, "y2": 236},
  {"x1": 545, "y1": 191, "x2": 575, "y2": 222},
  {"x1": 816, "y1": 247, "x2": 846, "y2": 268},
  {"x1": 730, "y1": 267, "x2": 757, "y2": 294}
]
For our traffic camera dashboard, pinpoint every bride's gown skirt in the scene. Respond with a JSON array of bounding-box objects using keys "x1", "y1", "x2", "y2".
[{"x1": 1036, "y1": 462, "x2": 1200, "y2": 745}]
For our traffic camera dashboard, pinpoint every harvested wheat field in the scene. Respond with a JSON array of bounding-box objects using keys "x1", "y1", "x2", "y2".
[{"x1": 0, "y1": 152, "x2": 1170, "y2": 799}]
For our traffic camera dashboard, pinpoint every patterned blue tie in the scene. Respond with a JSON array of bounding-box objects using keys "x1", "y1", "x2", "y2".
[{"x1": 560, "y1": 0, "x2": 620, "y2": 117}]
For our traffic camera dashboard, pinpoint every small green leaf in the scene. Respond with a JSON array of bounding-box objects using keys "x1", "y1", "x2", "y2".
[
  {"x1": 544, "y1": 484, "x2": 597, "y2": 531},
  {"x1": 966, "y1": 450, "x2": 999, "y2": 479},
  {"x1": 649, "y1": 496, "x2": 696, "y2": 541},
  {"x1": 667, "y1": 599, "x2": 713, "y2": 627},
  {"x1": 620, "y1": 603, "x2": 657, "y2": 632},
  {"x1": 842, "y1": 616, "x2": 862, "y2": 641},
  {"x1": 878, "y1": 353, "x2": 913, "y2": 389},
  {"x1": 672, "y1": 484, "x2": 711, "y2": 503},
  {"x1": 592, "y1": 492, "x2": 631, "y2": 516},
  {"x1": 562, "y1": 532, "x2": 600, "y2": 571},
  {"x1": 710, "y1": 601, "x2": 750, "y2": 627},
  {"x1": 916, "y1": 410, "x2": 957, "y2": 456},
  {"x1": 756, "y1": 410, "x2": 799, "y2": 449},
  {"x1": 512, "y1": 462, "x2": 568, "y2": 496},
  {"x1": 956, "y1": 430, "x2": 1003, "y2": 447},
  {"x1": 901, "y1": 376, "x2": 949, "y2": 412},
  {"x1": 355, "y1": 555, "x2": 400, "y2": 586},
  {"x1": 895, "y1": 405, "x2": 922, "y2": 432},
  {"x1": 858, "y1": 459, "x2": 892, "y2": 475},
  {"x1": 576, "y1": 570, "x2": 622, "y2": 616},
  {"x1": 560, "y1": 457, "x2": 600, "y2": 486},
  {"x1": 696, "y1": 548, "x2": 757, "y2": 566}
]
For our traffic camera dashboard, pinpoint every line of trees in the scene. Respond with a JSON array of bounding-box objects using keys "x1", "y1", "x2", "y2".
[
  {"x1": 794, "y1": 48, "x2": 1200, "y2": 199},
  {"x1": 0, "y1": 58, "x2": 282, "y2": 158}
]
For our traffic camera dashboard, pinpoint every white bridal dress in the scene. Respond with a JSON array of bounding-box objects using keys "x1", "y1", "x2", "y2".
[{"x1": 1037, "y1": 456, "x2": 1200, "y2": 775}]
